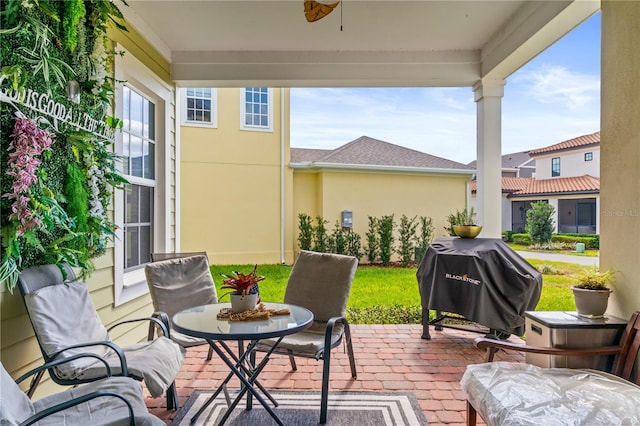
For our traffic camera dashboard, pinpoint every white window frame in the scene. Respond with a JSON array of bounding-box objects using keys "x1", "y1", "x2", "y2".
[
  {"x1": 181, "y1": 88, "x2": 217, "y2": 128},
  {"x1": 113, "y1": 47, "x2": 172, "y2": 306},
  {"x1": 240, "y1": 88, "x2": 273, "y2": 132}
]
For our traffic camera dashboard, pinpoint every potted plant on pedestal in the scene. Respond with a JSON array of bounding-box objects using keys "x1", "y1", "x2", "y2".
[
  {"x1": 221, "y1": 265, "x2": 265, "y2": 313},
  {"x1": 446, "y1": 208, "x2": 482, "y2": 238},
  {"x1": 571, "y1": 268, "x2": 615, "y2": 318}
]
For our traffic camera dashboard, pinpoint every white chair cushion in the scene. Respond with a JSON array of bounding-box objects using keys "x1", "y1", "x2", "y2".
[
  {"x1": 145, "y1": 255, "x2": 218, "y2": 319},
  {"x1": 32, "y1": 376, "x2": 165, "y2": 425},
  {"x1": 25, "y1": 281, "x2": 110, "y2": 364},
  {"x1": 256, "y1": 321, "x2": 344, "y2": 355},
  {"x1": 24, "y1": 281, "x2": 185, "y2": 398},
  {"x1": 1, "y1": 364, "x2": 35, "y2": 423},
  {"x1": 284, "y1": 251, "x2": 357, "y2": 322}
]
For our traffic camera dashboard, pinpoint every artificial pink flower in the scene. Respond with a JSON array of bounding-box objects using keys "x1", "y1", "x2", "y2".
[{"x1": 2, "y1": 114, "x2": 56, "y2": 236}]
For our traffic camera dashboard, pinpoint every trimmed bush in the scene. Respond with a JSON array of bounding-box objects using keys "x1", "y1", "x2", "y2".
[
  {"x1": 525, "y1": 201, "x2": 555, "y2": 244},
  {"x1": 512, "y1": 233, "x2": 531, "y2": 245},
  {"x1": 552, "y1": 234, "x2": 599, "y2": 249},
  {"x1": 378, "y1": 215, "x2": 395, "y2": 266},
  {"x1": 397, "y1": 214, "x2": 418, "y2": 266},
  {"x1": 297, "y1": 213, "x2": 313, "y2": 250},
  {"x1": 365, "y1": 216, "x2": 379, "y2": 263}
]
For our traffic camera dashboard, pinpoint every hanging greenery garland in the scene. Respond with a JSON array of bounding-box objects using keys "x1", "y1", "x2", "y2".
[{"x1": 0, "y1": 0, "x2": 128, "y2": 291}]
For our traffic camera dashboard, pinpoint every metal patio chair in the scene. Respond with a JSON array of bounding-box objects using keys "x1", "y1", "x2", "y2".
[
  {"x1": 17, "y1": 263, "x2": 185, "y2": 410},
  {"x1": 145, "y1": 253, "x2": 216, "y2": 360},
  {"x1": 253, "y1": 250, "x2": 359, "y2": 424},
  {"x1": 1, "y1": 359, "x2": 164, "y2": 425}
]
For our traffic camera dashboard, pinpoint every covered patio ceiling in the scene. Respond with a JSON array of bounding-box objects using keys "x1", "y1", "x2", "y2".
[{"x1": 123, "y1": 0, "x2": 599, "y2": 87}]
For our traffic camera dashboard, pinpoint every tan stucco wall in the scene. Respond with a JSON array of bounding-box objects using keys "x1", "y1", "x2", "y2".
[
  {"x1": 600, "y1": 0, "x2": 640, "y2": 319},
  {"x1": 0, "y1": 23, "x2": 174, "y2": 396},
  {"x1": 180, "y1": 88, "x2": 294, "y2": 264},
  {"x1": 293, "y1": 169, "x2": 470, "y2": 262}
]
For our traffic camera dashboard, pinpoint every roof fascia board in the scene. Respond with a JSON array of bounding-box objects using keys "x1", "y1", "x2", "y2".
[
  {"x1": 290, "y1": 162, "x2": 475, "y2": 176},
  {"x1": 508, "y1": 190, "x2": 599, "y2": 198},
  {"x1": 481, "y1": 0, "x2": 599, "y2": 80},
  {"x1": 530, "y1": 143, "x2": 600, "y2": 158}
]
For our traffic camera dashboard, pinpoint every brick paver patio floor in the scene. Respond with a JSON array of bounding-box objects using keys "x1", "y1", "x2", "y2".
[{"x1": 145, "y1": 323, "x2": 525, "y2": 425}]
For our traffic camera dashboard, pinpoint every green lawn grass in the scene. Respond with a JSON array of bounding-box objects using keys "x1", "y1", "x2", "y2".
[{"x1": 210, "y1": 258, "x2": 585, "y2": 324}]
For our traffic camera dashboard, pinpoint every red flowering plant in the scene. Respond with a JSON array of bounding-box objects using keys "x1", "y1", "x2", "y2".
[{"x1": 220, "y1": 265, "x2": 265, "y2": 300}]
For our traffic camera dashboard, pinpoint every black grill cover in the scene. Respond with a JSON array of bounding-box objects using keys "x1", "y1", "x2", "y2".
[{"x1": 417, "y1": 237, "x2": 542, "y2": 337}]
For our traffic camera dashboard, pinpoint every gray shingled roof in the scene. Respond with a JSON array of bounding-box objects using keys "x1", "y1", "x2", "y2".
[
  {"x1": 291, "y1": 136, "x2": 473, "y2": 170},
  {"x1": 467, "y1": 151, "x2": 535, "y2": 169}
]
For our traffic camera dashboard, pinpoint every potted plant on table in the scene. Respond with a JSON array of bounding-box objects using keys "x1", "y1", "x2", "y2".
[
  {"x1": 446, "y1": 208, "x2": 482, "y2": 238},
  {"x1": 221, "y1": 265, "x2": 265, "y2": 313},
  {"x1": 571, "y1": 268, "x2": 615, "y2": 318}
]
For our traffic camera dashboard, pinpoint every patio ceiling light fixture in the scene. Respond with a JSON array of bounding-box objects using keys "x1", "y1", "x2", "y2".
[{"x1": 304, "y1": 0, "x2": 340, "y2": 23}]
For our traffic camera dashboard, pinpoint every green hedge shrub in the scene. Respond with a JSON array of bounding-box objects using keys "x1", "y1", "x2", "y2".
[
  {"x1": 512, "y1": 233, "x2": 531, "y2": 245},
  {"x1": 552, "y1": 234, "x2": 599, "y2": 249}
]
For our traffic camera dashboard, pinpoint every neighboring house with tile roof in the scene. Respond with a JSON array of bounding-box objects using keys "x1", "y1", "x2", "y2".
[
  {"x1": 291, "y1": 136, "x2": 475, "y2": 261},
  {"x1": 471, "y1": 131, "x2": 600, "y2": 233},
  {"x1": 468, "y1": 151, "x2": 536, "y2": 178}
]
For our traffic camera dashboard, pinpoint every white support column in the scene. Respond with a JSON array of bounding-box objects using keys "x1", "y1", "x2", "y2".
[
  {"x1": 473, "y1": 79, "x2": 505, "y2": 238},
  {"x1": 548, "y1": 198, "x2": 559, "y2": 233}
]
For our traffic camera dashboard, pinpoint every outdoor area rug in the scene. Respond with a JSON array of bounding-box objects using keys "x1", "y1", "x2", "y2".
[{"x1": 170, "y1": 390, "x2": 428, "y2": 425}]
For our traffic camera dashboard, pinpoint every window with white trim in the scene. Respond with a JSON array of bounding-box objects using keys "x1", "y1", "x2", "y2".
[
  {"x1": 240, "y1": 88, "x2": 273, "y2": 132},
  {"x1": 182, "y1": 88, "x2": 217, "y2": 127},
  {"x1": 114, "y1": 48, "x2": 170, "y2": 306},
  {"x1": 122, "y1": 85, "x2": 155, "y2": 271}
]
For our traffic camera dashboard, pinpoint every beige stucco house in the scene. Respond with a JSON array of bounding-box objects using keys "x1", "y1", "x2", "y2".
[
  {"x1": 1, "y1": 0, "x2": 638, "y2": 401},
  {"x1": 179, "y1": 88, "x2": 294, "y2": 264},
  {"x1": 180, "y1": 103, "x2": 474, "y2": 264},
  {"x1": 291, "y1": 136, "x2": 475, "y2": 261}
]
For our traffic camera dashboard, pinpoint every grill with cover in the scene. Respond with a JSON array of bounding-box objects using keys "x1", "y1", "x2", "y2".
[{"x1": 417, "y1": 237, "x2": 542, "y2": 339}]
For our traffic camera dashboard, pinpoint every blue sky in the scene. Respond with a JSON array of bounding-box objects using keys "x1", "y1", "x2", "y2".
[{"x1": 290, "y1": 12, "x2": 601, "y2": 165}]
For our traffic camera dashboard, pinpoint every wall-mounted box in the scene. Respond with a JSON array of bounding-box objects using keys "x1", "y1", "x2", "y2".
[{"x1": 341, "y1": 210, "x2": 353, "y2": 228}]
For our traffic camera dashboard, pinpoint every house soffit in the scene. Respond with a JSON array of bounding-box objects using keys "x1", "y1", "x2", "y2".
[{"x1": 122, "y1": 1, "x2": 599, "y2": 87}]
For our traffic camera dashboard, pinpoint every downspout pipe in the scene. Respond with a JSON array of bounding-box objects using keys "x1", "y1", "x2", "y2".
[{"x1": 280, "y1": 89, "x2": 286, "y2": 265}]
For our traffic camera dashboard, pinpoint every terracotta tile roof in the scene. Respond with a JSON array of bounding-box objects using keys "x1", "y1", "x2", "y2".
[
  {"x1": 291, "y1": 136, "x2": 473, "y2": 170},
  {"x1": 510, "y1": 175, "x2": 600, "y2": 197},
  {"x1": 471, "y1": 177, "x2": 532, "y2": 193},
  {"x1": 471, "y1": 175, "x2": 600, "y2": 196},
  {"x1": 528, "y1": 131, "x2": 600, "y2": 156}
]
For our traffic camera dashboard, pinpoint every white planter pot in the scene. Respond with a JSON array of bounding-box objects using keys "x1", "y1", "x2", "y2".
[
  {"x1": 230, "y1": 292, "x2": 259, "y2": 313},
  {"x1": 571, "y1": 286, "x2": 611, "y2": 318}
]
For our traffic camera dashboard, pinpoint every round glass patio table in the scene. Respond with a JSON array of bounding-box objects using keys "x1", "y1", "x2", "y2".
[
  {"x1": 172, "y1": 302, "x2": 313, "y2": 341},
  {"x1": 172, "y1": 302, "x2": 314, "y2": 425}
]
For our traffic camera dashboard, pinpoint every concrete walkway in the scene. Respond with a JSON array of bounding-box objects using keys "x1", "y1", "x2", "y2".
[{"x1": 517, "y1": 250, "x2": 599, "y2": 266}]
